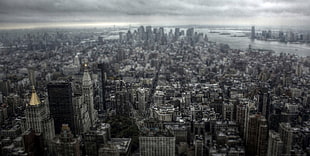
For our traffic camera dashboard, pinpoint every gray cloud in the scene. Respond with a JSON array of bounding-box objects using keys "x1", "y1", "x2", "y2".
[{"x1": 0, "y1": 0, "x2": 309, "y2": 26}]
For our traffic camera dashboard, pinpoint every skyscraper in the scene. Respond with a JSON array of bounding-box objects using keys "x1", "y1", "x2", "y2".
[
  {"x1": 25, "y1": 86, "x2": 55, "y2": 144},
  {"x1": 279, "y1": 122, "x2": 293, "y2": 155},
  {"x1": 82, "y1": 64, "x2": 98, "y2": 127},
  {"x1": 267, "y1": 130, "x2": 284, "y2": 156},
  {"x1": 47, "y1": 81, "x2": 76, "y2": 134},
  {"x1": 246, "y1": 114, "x2": 268, "y2": 156},
  {"x1": 251, "y1": 26, "x2": 256, "y2": 39}
]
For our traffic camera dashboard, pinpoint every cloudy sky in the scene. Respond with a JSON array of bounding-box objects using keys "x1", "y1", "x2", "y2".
[{"x1": 0, "y1": 0, "x2": 310, "y2": 29}]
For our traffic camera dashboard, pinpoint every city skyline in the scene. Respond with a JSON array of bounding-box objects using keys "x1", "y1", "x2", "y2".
[{"x1": 1, "y1": 0, "x2": 310, "y2": 29}]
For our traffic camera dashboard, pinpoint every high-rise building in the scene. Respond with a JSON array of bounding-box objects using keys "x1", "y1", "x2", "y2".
[
  {"x1": 267, "y1": 130, "x2": 284, "y2": 156},
  {"x1": 279, "y1": 122, "x2": 293, "y2": 155},
  {"x1": 50, "y1": 124, "x2": 80, "y2": 156},
  {"x1": 251, "y1": 26, "x2": 255, "y2": 39},
  {"x1": 139, "y1": 137, "x2": 175, "y2": 156},
  {"x1": 82, "y1": 64, "x2": 98, "y2": 127},
  {"x1": 137, "y1": 88, "x2": 147, "y2": 114},
  {"x1": 98, "y1": 63, "x2": 107, "y2": 111},
  {"x1": 175, "y1": 28, "x2": 180, "y2": 40},
  {"x1": 25, "y1": 86, "x2": 55, "y2": 143},
  {"x1": 236, "y1": 101, "x2": 247, "y2": 138},
  {"x1": 145, "y1": 26, "x2": 152, "y2": 41},
  {"x1": 138, "y1": 26, "x2": 145, "y2": 41},
  {"x1": 27, "y1": 68, "x2": 36, "y2": 86},
  {"x1": 223, "y1": 102, "x2": 234, "y2": 120},
  {"x1": 194, "y1": 135, "x2": 204, "y2": 156},
  {"x1": 246, "y1": 114, "x2": 268, "y2": 156},
  {"x1": 84, "y1": 123, "x2": 111, "y2": 156},
  {"x1": 47, "y1": 81, "x2": 76, "y2": 134},
  {"x1": 72, "y1": 94, "x2": 90, "y2": 135}
]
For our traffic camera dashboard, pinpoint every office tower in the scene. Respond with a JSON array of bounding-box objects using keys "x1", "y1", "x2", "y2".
[
  {"x1": 186, "y1": 28, "x2": 194, "y2": 37},
  {"x1": 251, "y1": 26, "x2": 255, "y2": 39},
  {"x1": 138, "y1": 26, "x2": 145, "y2": 41},
  {"x1": 97, "y1": 63, "x2": 106, "y2": 111},
  {"x1": 84, "y1": 123, "x2": 111, "y2": 156},
  {"x1": 27, "y1": 68, "x2": 36, "y2": 86},
  {"x1": 72, "y1": 94, "x2": 91, "y2": 135},
  {"x1": 159, "y1": 27, "x2": 165, "y2": 44},
  {"x1": 25, "y1": 86, "x2": 55, "y2": 143},
  {"x1": 146, "y1": 26, "x2": 152, "y2": 41},
  {"x1": 279, "y1": 122, "x2": 293, "y2": 155},
  {"x1": 175, "y1": 28, "x2": 180, "y2": 40},
  {"x1": 137, "y1": 88, "x2": 147, "y2": 114},
  {"x1": 246, "y1": 114, "x2": 268, "y2": 156},
  {"x1": 139, "y1": 137, "x2": 175, "y2": 156},
  {"x1": 223, "y1": 102, "x2": 234, "y2": 120},
  {"x1": 236, "y1": 102, "x2": 246, "y2": 138},
  {"x1": 267, "y1": 130, "x2": 284, "y2": 156},
  {"x1": 194, "y1": 136, "x2": 204, "y2": 156},
  {"x1": 115, "y1": 90, "x2": 130, "y2": 116},
  {"x1": 22, "y1": 129, "x2": 44, "y2": 156},
  {"x1": 244, "y1": 100, "x2": 256, "y2": 142},
  {"x1": 47, "y1": 81, "x2": 76, "y2": 134},
  {"x1": 119, "y1": 32, "x2": 124, "y2": 42},
  {"x1": 257, "y1": 89, "x2": 271, "y2": 119},
  {"x1": 82, "y1": 64, "x2": 98, "y2": 127},
  {"x1": 50, "y1": 124, "x2": 80, "y2": 156}
]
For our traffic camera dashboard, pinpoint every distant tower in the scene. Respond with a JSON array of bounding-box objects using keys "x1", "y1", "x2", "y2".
[
  {"x1": 74, "y1": 54, "x2": 80, "y2": 67},
  {"x1": 251, "y1": 26, "x2": 256, "y2": 39},
  {"x1": 82, "y1": 64, "x2": 98, "y2": 127},
  {"x1": 27, "y1": 68, "x2": 36, "y2": 86},
  {"x1": 25, "y1": 86, "x2": 55, "y2": 143}
]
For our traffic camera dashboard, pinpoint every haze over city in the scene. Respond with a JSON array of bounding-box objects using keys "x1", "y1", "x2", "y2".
[
  {"x1": 1, "y1": 0, "x2": 310, "y2": 156},
  {"x1": 1, "y1": 0, "x2": 310, "y2": 29}
]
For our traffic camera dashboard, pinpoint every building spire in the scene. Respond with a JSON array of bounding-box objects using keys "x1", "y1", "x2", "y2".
[
  {"x1": 82, "y1": 63, "x2": 92, "y2": 86},
  {"x1": 29, "y1": 86, "x2": 40, "y2": 106}
]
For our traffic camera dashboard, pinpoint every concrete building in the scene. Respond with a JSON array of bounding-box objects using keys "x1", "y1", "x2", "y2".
[
  {"x1": 223, "y1": 102, "x2": 234, "y2": 121},
  {"x1": 25, "y1": 86, "x2": 55, "y2": 143},
  {"x1": 139, "y1": 137, "x2": 175, "y2": 156},
  {"x1": 50, "y1": 124, "x2": 80, "y2": 156},
  {"x1": 279, "y1": 122, "x2": 293, "y2": 155},
  {"x1": 82, "y1": 64, "x2": 98, "y2": 127},
  {"x1": 246, "y1": 114, "x2": 268, "y2": 156},
  {"x1": 267, "y1": 130, "x2": 283, "y2": 156}
]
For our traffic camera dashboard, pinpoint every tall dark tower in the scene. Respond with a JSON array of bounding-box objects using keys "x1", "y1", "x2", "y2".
[
  {"x1": 47, "y1": 81, "x2": 76, "y2": 134},
  {"x1": 98, "y1": 63, "x2": 106, "y2": 111},
  {"x1": 251, "y1": 26, "x2": 256, "y2": 39}
]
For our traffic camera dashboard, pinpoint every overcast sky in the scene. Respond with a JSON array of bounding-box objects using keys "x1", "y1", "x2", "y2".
[{"x1": 0, "y1": 0, "x2": 310, "y2": 29}]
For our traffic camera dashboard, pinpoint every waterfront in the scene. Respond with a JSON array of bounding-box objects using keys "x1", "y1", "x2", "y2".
[{"x1": 196, "y1": 28, "x2": 310, "y2": 57}]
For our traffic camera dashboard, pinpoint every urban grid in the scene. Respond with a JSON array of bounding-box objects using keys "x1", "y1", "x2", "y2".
[
  {"x1": 0, "y1": 25, "x2": 310, "y2": 156},
  {"x1": 0, "y1": 0, "x2": 310, "y2": 156}
]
